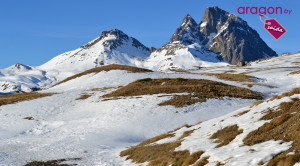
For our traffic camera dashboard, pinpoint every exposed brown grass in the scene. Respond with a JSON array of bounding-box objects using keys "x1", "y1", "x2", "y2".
[
  {"x1": 0, "y1": 92, "x2": 55, "y2": 106},
  {"x1": 103, "y1": 78, "x2": 263, "y2": 107},
  {"x1": 249, "y1": 100, "x2": 265, "y2": 108},
  {"x1": 203, "y1": 73, "x2": 257, "y2": 82},
  {"x1": 243, "y1": 97, "x2": 300, "y2": 166},
  {"x1": 232, "y1": 110, "x2": 250, "y2": 117},
  {"x1": 121, "y1": 139, "x2": 205, "y2": 166},
  {"x1": 25, "y1": 158, "x2": 81, "y2": 166},
  {"x1": 76, "y1": 86, "x2": 124, "y2": 101},
  {"x1": 53, "y1": 64, "x2": 152, "y2": 87},
  {"x1": 194, "y1": 156, "x2": 209, "y2": 166},
  {"x1": 243, "y1": 83, "x2": 277, "y2": 89},
  {"x1": 24, "y1": 117, "x2": 34, "y2": 120},
  {"x1": 138, "y1": 132, "x2": 175, "y2": 146},
  {"x1": 210, "y1": 124, "x2": 243, "y2": 147},
  {"x1": 268, "y1": 87, "x2": 300, "y2": 101},
  {"x1": 90, "y1": 86, "x2": 122, "y2": 92},
  {"x1": 289, "y1": 70, "x2": 300, "y2": 75},
  {"x1": 169, "y1": 68, "x2": 189, "y2": 73},
  {"x1": 259, "y1": 108, "x2": 279, "y2": 121},
  {"x1": 216, "y1": 161, "x2": 226, "y2": 166},
  {"x1": 179, "y1": 130, "x2": 195, "y2": 140},
  {"x1": 76, "y1": 94, "x2": 92, "y2": 100},
  {"x1": 120, "y1": 124, "x2": 206, "y2": 166}
]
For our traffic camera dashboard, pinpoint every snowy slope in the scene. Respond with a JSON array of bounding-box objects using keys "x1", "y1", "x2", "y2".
[
  {"x1": 0, "y1": 53, "x2": 299, "y2": 165},
  {"x1": 143, "y1": 42, "x2": 229, "y2": 71}
]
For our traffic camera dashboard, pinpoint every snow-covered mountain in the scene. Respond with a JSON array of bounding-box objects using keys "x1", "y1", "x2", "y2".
[
  {"x1": 40, "y1": 29, "x2": 150, "y2": 73},
  {"x1": 0, "y1": 64, "x2": 56, "y2": 94},
  {"x1": 143, "y1": 14, "x2": 229, "y2": 71},
  {"x1": 143, "y1": 6, "x2": 278, "y2": 70}
]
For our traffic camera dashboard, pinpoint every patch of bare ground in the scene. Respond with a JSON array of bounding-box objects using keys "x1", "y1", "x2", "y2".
[
  {"x1": 249, "y1": 100, "x2": 264, "y2": 108},
  {"x1": 53, "y1": 64, "x2": 152, "y2": 87},
  {"x1": 76, "y1": 86, "x2": 123, "y2": 100},
  {"x1": 75, "y1": 94, "x2": 92, "y2": 100},
  {"x1": 24, "y1": 117, "x2": 34, "y2": 120},
  {"x1": 268, "y1": 87, "x2": 300, "y2": 101},
  {"x1": 243, "y1": 83, "x2": 277, "y2": 89},
  {"x1": 0, "y1": 92, "x2": 55, "y2": 106},
  {"x1": 90, "y1": 86, "x2": 123, "y2": 92},
  {"x1": 120, "y1": 126, "x2": 204, "y2": 166},
  {"x1": 223, "y1": 70, "x2": 237, "y2": 74},
  {"x1": 289, "y1": 70, "x2": 300, "y2": 75},
  {"x1": 210, "y1": 124, "x2": 243, "y2": 147},
  {"x1": 232, "y1": 110, "x2": 250, "y2": 117},
  {"x1": 243, "y1": 95, "x2": 300, "y2": 166},
  {"x1": 25, "y1": 158, "x2": 81, "y2": 166},
  {"x1": 103, "y1": 78, "x2": 263, "y2": 107},
  {"x1": 138, "y1": 132, "x2": 176, "y2": 146},
  {"x1": 169, "y1": 68, "x2": 189, "y2": 73},
  {"x1": 202, "y1": 73, "x2": 257, "y2": 82},
  {"x1": 194, "y1": 156, "x2": 210, "y2": 166}
]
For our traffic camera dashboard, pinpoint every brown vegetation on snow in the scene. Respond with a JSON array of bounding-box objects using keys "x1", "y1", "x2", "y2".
[
  {"x1": 53, "y1": 64, "x2": 152, "y2": 87},
  {"x1": 25, "y1": 158, "x2": 81, "y2": 166},
  {"x1": 203, "y1": 73, "x2": 257, "y2": 82},
  {"x1": 120, "y1": 125, "x2": 205, "y2": 166},
  {"x1": 104, "y1": 78, "x2": 263, "y2": 107},
  {"x1": 210, "y1": 124, "x2": 243, "y2": 147},
  {"x1": 244, "y1": 88, "x2": 300, "y2": 166},
  {"x1": 0, "y1": 92, "x2": 55, "y2": 106}
]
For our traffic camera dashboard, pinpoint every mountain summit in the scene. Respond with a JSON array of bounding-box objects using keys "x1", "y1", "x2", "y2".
[
  {"x1": 144, "y1": 6, "x2": 277, "y2": 70},
  {"x1": 200, "y1": 6, "x2": 278, "y2": 65},
  {"x1": 40, "y1": 29, "x2": 150, "y2": 73},
  {"x1": 170, "y1": 14, "x2": 204, "y2": 45}
]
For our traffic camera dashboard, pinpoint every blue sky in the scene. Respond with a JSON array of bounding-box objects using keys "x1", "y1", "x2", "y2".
[{"x1": 0, "y1": 0, "x2": 299, "y2": 68}]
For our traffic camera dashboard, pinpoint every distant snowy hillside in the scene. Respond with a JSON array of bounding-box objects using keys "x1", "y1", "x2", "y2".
[
  {"x1": 143, "y1": 42, "x2": 228, "y2": 71},
  {"x1": 0, "y1": 64, "x2": 56, "y2": 94}
]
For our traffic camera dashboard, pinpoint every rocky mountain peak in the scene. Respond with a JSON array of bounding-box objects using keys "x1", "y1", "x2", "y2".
[
  {"x1": 81, "y1": 29, "x2": 149, "y2": 51},
  {"x1": 167, "y1": 6, "x2": 278, "y2": 65},
  {"x1": 199, "y1": 6, "x2": 278, "y2": 65},
  {"x1": 100, "y1": 29, "x2": 129, "y2": 41},
  {"x1": 170, "y1": 14, "x2": 204, "y2": 45},
  {"x1": 201, "y1": 6, "x2": 236, "y2": 36},
  {"x1": 12, "y1": 63, "x2": 32, "y2": 71},
  {"x1": 81, "y1": 29, "x2": 129, "y2": 49},
  {"x1": 181, "y1": 14, "x2": 198, "y2": 30}
]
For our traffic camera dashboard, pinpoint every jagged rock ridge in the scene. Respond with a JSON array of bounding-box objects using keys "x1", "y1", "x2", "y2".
[{"x1": 169, "y1": 6, "x2": 278, "y2": 65}]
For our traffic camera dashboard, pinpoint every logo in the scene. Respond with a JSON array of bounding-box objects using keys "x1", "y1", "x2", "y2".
[{"x1": 260, "y1": 14, "x2": 287, "y2": 40}]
